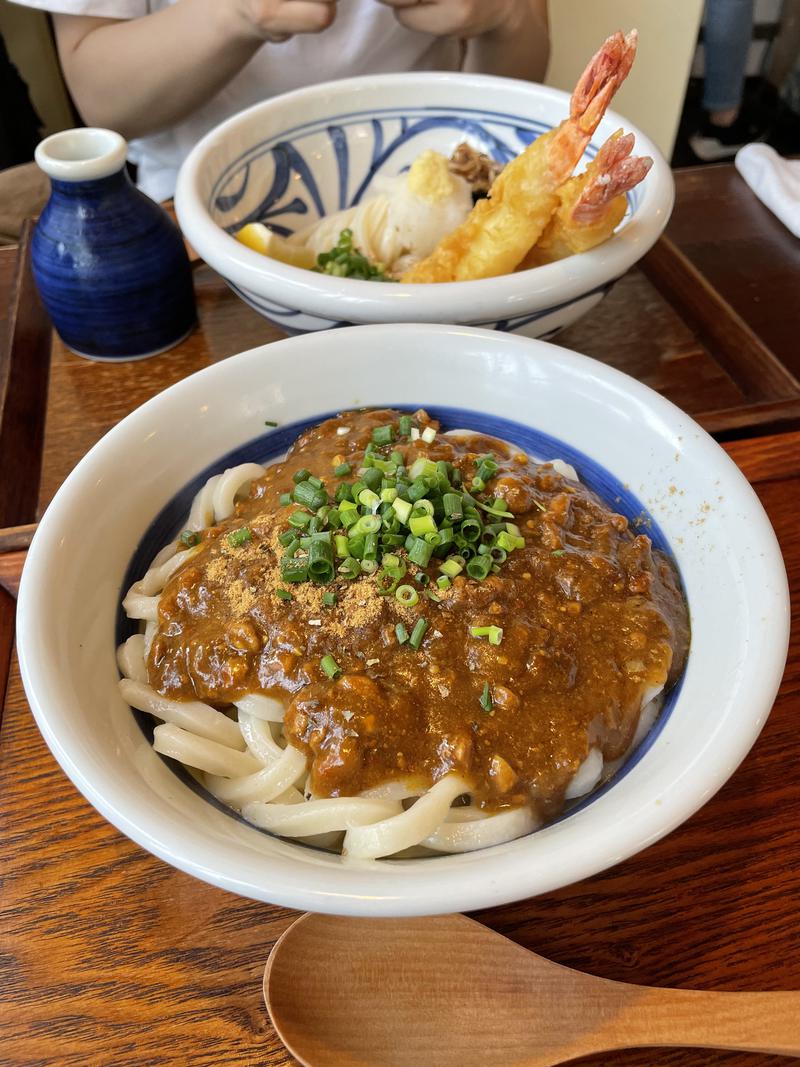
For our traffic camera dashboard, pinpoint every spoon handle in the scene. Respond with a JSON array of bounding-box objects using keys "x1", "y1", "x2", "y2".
[{"x1": 617, "y1": 987, "x2": 800, "y2": 1057}]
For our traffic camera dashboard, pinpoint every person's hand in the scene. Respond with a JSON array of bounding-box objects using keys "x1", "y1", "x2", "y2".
[
  {"x1": 375, "y1": 0, "x2": 523, "y2": 38},
  {"x1": 236, "y1": 0, "x2": 338, "y2": 42}
]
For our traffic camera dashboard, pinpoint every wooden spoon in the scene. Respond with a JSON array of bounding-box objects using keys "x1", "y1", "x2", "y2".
[{"x1": 264, "y1": 913, "x2": 799, "y2": 1066}]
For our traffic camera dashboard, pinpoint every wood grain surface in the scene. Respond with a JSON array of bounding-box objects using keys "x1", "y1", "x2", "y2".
[{"x1": 1, "y1": 433, "x2": 797, "y2": 1067}]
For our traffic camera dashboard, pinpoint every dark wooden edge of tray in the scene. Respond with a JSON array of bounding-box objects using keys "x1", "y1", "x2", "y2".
[
  {"x1": 0, "y1": 221, "x2": 52, "y2": 530},
  {"x1": 640, "y1": 235, "x2": 800, "y2": 440}
]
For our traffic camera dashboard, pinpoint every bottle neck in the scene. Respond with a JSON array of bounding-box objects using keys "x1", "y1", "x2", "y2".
[{"x1": 49, "y1": 168, "x2": 132, "y2": 198}]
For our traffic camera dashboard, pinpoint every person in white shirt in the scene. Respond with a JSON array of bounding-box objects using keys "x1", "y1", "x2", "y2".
[{"x1": 12, "y1": 0, "x2": 549, "y2": 201}]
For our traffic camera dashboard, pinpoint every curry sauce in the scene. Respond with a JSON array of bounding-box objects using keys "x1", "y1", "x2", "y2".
[{"x1": 148, "y1": 409, "x2": 689, "y2": 819}]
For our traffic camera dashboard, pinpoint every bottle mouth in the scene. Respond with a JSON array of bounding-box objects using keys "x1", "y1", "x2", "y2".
[{"x1": 35, "y1": 128, "x2": 128, "y2": 182}]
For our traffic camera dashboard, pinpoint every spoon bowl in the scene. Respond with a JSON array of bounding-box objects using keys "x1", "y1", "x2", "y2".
[{"x1": 265, "y1": 913, "x2": 800, "y2": 1066}]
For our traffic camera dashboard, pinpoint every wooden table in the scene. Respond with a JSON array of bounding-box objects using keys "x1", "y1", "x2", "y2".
[{"x1": 2, "y1": 165, "x2": 799, "y2": 1066}]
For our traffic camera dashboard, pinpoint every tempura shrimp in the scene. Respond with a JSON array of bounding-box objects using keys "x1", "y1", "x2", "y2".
[
  {"x1": 401, "y1": 30, "x2": 638, "y2": 284},
  {"x1": 520, "y1": 130, "x2": 653, "y2": 268}
]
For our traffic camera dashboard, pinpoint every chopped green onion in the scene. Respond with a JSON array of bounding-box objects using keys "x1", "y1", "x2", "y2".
[
  {"x1": 380, "y1": 487, "x2": 398, "y2": 504},
  {"x1": 308, "y1": 538, "x2": 334, "y2": 582},
  {"x1": 395, "y1": 584, "x2": 419, "y2": 607},
  {"x1": 335, "y1": 483, "x2": 353, "y2": 504},
  {"x1": 276, "y1": 588, "x2": 293, "y2": 601},
  {"x1": 264, "y1": 419, "x2": 279, "y2": 427},
  {"x1": 437, "y1": 575, "x2": 451, "y2": 591},
  {"x1": 460, "y1": 518, "x2": 483, "y2": 543},
  {"x1": 392, "y1": 497, "x2": 413, "y2": 524},
  {"x1": 470, "y1": 625, "x2": 504, "y2": 645},
  {"x1": 425, "y1": 589, "x2": 441, "y2": 603},
  {"x1": 288, "y1": 510, "x2": 312, "y2": 529},
  {"x1": 382, "y1": 553, "x2": 406, "y2": 579},
  {"x1": 474, "y1": 499, "x2": 514, "y2": 519},
  {"x1": 497, "y1": 531, "x2": 525, "y2": 552},
  {"x1": 398, "y1": 415, "x2": 413, "y2": 437},
  {"x1": 348, "y1": 535, "x2": 366, "y2": 559},
  {"x1": 320, "y1": 655, "x2": 341, "y2": 679},
  {"x1": 360, "y1": 559, "x2": 379, "y2": 574},
  {"x1": 552, "y1": 549, "x2": 567, "y2": 557},
  {"x1": 180, "y1": 530, "x2": 199, "y2": 548},
  {"x1": 408, "y1": 537, "x2": 434, "y2": 567},
  {"x1": 439, "y1": 558, "x2": 463, "y2": 578},
  {"x1": 293, "y1": 468, "x2": 311, "y2": 484},
  {"x1": 409, "y1": 457, "x2": 437, "y2": 481},
  {"x1": 338, "y1": 557, "x2": 361, "y2": 580},
  {"x1": 362, "y1": 468, "x2": 383, "y2": 492},
  {"x1": 322, "y1": 591, "x2": 337, "y2": 607},
  {"x1": 281, "y1": 556, "x2": 309, "y2": 583},
  {"x1": 293, "y1": 480, "x2": 328, "y2": 511},
  {"x1": 409, "y1": 513, "x2": 437, "y2": 537},
  {"x1": 358, "y1": 488, "x2": 381, "y2": 511},
  {"x1": 227, "y1": 527, "x2": 252, "y2": 548},
  {"x1": 339, "y1": 506, "x2": 359, "y2": 530},
  {"x1": 334, "y1": 462, "x2": 351, "y2": 477},
  {"x1": 372, "y1": 425, "x2": 394, "y2": 445},
  {"x1": 466, "y1": 555, "x2": 492, "y2": 580},
  {"x1": 409, "y1": 618, "x2": 428, "y2": 650},
  {"x1": 442, "y1": 493, "x2": 463, "y2": 520},
  {"x1": 411, "y1": 498, "x2": 435, "y2": 516},
  {"x1": 471, "y1": 477, "x2": 485, "y2": 492},
  {"x1": 407, "y1": 479, "x2": 429, "y2": 503},
  {"x1": 351, "y1": 514, "x2": 381, "y2": 536},
  {"x1": 479, "y1": 682, "x2": 493, "y2": 713},
  {"x1": 334, "y1": 534, "x2": 350, "y2": 558},
  {"x1": 279, "y1": 492, "x2": 293, "y2": 507},
  {"x1": 376, "y1": 570, "x2": 399, "y2": 596},
  {"x1": 395, "y1": 622, "x2": 409, "y2": 645}
]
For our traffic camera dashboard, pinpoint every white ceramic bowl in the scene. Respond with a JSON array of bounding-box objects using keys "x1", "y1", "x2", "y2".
[
  {"x1": 17, "y1": 325, "x2": 788, "y2": 915},
  {"x1": 175, "y1": 73, "x2": 674, "y2": 338}
]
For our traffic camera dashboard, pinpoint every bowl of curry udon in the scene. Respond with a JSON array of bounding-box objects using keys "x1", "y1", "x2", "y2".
[{"x1": 17, "y1": 325, "x2": 788, "y2": 915}]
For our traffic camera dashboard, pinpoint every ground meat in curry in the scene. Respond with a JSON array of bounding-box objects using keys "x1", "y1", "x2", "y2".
[{"x1": 148, "y1": 409, "x2": 689, "y2": 821}]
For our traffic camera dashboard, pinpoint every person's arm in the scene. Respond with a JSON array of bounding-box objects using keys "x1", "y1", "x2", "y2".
[
  {"x1": 53, "y1": 0, "x2": 338, "y2": 141},
  {"x1": 377, "y1": 0, "x2": 549, "y2": 82}
]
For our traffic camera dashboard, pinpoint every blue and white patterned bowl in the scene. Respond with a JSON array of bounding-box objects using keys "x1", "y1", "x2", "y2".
[{"x1": 175, "y1": 73, "x2": 674, "y2": 338}]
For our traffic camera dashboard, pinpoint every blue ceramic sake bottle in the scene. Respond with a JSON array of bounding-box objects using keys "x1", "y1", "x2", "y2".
[{"x1": 32, "y1": 128, "x2": 196, "y2": 360}]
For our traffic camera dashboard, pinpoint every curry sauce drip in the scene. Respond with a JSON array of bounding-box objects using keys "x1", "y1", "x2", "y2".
[{"x1": 148, "y1": 409, "x2": 689, "y2": 817}]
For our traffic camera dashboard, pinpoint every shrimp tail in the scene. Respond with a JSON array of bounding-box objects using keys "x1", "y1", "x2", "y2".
[
  {"x1": 572, "y1": 131, "x2": 652, "y2": 224},
  {"x1": 570, "y1": 30, "x2": 638, "y2": 136}
]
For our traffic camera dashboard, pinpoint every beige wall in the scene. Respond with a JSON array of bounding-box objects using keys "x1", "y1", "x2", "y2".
[
  {"x1": 0, "y1": 0, "x2": 75, "y2": 138},
  {"x1": 545, "y1": 0, "x2": 704, "y2": 160}
]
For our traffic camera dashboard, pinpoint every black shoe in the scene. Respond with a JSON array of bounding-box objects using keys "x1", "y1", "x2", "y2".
[{"x1": 689, "y1": 112, "x2": 768, "y2": 162}]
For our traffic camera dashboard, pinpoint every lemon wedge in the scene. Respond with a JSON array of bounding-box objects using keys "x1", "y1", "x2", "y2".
[{"x1": 235, "y1": 223, "x2": 316, "y2": 270}]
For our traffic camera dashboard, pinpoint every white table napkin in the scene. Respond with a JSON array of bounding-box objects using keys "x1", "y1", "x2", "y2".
[{"x1": 735, "y1": 144, "x2": 800, "y2": 238}]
